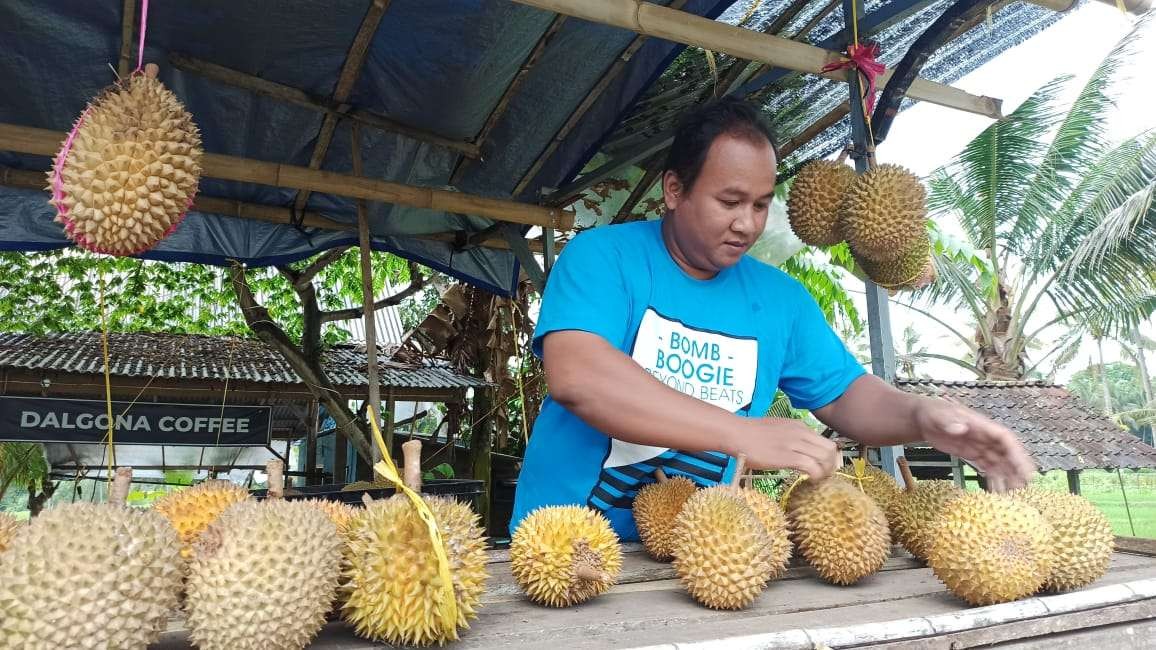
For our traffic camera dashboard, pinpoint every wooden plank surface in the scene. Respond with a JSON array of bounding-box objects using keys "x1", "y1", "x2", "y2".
[{"x1": 152, "y1": 550, "x2": 1156, "y2": 649}]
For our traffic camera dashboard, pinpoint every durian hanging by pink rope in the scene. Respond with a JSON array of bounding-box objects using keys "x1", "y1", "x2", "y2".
[{"x1": 48, "y1": 0, "x2": 203, "y2": 256}]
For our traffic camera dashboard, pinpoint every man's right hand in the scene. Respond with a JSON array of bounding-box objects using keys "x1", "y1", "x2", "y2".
[{"x1": 727, "y1": 417, "x2": 841, "y2": 480}]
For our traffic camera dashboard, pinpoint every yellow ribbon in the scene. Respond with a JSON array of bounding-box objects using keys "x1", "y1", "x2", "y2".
[
  {"x1": 838, "y1": 458, "x2": 875, "y2": 494},
  {"x1": 366, "y1": 408, "x2": 459, "y2": 636}
]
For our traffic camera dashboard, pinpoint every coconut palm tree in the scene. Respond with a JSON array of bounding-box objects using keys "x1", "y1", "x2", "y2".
[{"x1": 917, "y1": 17, "x2": 1156, "y2": 380}]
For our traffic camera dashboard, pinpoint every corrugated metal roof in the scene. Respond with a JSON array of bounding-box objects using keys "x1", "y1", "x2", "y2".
[
  {"x1": 0, "y1": 332, "x2": 486, "y2": 391},
  {"x1": 892, "y1": 379, "x2": 1156, "y2": 471}
]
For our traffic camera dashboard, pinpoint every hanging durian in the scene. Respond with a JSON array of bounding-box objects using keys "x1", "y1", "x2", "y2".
[
  {"x1": 1012, "y1": 488, "x2": 1114, "y2": 592},
  {"x1": 48, "y1": 63, "x2": 202, "y2": 256},
  {"x1": 889, "y1": 457, "x2": 963, "y2": 560},
  {"x1": 854, "y1": 231, "x2": 932, "y2": 290},
  {"x1": 342, "y1": 440, "x2": 489, "y2": 646},
  {"x1": 633, "y1": 469, "x2": 699, "y2": 561},
  {"x1": 841, "y1": 163, "x2": 927, "y2": 263},
  {"x1": 0, "y1": 467, "x2": 184, "y2": 650},
  {"x1": 782, "y1": 469, "x2": 890, "y2": 585},
  {"x1": 183, "y1": 460, "x2": 343, "y2": 650},
  {"x1": 510, "y1": 504, "x2": 623, "y2": 607},
  {"x1": 153, "y1": 476, "x2": 251, "y2": 558},
  {"x1": 787, "y1": 159, "x2": 857, "y2": 246},
  {"x1": 0, "y1": 512, "x2": 22, "y2": 553},
  {"x1": 926, "y1": 491, "x2": 1054, "y2": 606},
  {"x1": 670, "y1": 456, "x2": 790, "y2": 610}
]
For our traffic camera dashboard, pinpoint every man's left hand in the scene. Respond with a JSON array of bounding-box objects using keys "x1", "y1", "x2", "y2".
[{"x1": 913, "y1": 397, "x2": 1037, "y2": 491}]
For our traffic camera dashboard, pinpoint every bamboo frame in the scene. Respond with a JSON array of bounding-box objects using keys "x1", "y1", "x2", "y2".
[
  {"x1": 0, "y1": 123, "x2": 572, "y2": 230},
  {"x1": 1027, "y1": 0, "x2": 1150, "y2": 13},
  {"x1": 352, "y1": 123, "x2": 383, "y2": 464},
  {"x1": 117, "y1": 0, "x2": 136, "y2": 78},
  {"x1": 512, "y1": 0, "x2": 694, "y2": 198},
  {"x1": 0, "y1": 166, "x2": 548, "y2": 254},
  {"x1": 169, "y1": 54, "x2": 479, "y2": 158},
  {"x1": 509, "y1": 0, "x2": 1003, "y2": 119}
]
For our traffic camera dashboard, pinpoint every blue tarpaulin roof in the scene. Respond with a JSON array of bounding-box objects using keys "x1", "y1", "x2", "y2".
[{"x1": 0, "y1": 0, "x2": 730, "y2": 295}]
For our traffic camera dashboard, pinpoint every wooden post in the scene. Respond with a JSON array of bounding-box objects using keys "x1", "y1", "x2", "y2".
[
  {"x1": 471, "y1": 387, "x2": 495, "y2": 533},
  {"x1": 351, "y1": 123, "x2": 383, "y2": 467},
  {"x1": 952, "y1": 455, "x2": 966, "y2": 489},
  {"x1": 1067, "y1": 469, "x2": 1081, "y2": 496},
  {"x1": 385, "y1": 389, "x2": 396, "y2": 462},
  {"x1": 306, "y1": 399, "x2": 320, "y2": 486}
]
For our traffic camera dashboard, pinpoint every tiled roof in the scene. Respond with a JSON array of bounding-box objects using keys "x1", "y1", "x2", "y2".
[
  {"x1": 0, "y1": 332, "x2": 487, "y2": 391},
  {"x1": 894, "y1": 379, "x2": 1156, "y2": 471}
]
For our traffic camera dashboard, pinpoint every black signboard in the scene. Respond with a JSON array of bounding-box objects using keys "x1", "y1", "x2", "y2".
[{"x1": 0, "y1": 396, "x2": 271, "y2": 446}]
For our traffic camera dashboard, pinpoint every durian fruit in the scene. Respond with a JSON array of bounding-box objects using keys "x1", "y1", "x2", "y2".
[
  {"x1": 926, "y1": 491, "x2": 1054, "y2": 606},
  {"x1": 787, "y1": 159, "x2": 857, "y2": 246},
  {"x1": 343, "y1": 494, "x2": 489, "y2": 645},
  {"x1": 855, "y1": 231, "x2": 932, "y2": 290},
  {"x1": 510, "y1": 505, "x2": 622, "y2": 608},
  {"x1": 889, "y1": 457, "x2": 963, "y2": 560},
  {"x1": 737, "y1": 486, "x2": 794, "y2": 580},
  {"x1": 48, "y1": 63, "x2": 202, "y2": 256},
  {"x1": 671, "y1": 485, "x2": 774, "y2": 610},
  {"x1": 0, "y1": 467, "x2": 184, "y2": 649},
  {"x1": 1012, "y1": 488, "x2": 1114, "y2": 592},
  {"x1": 341, "y1": 479, "x2": 391, "y2": 492},
  {"x1": 842, "y1": 455, "x2": 903, "y2": 542},
  {"x1": 153, "y1": 477, "x2": 251, "y2": 558},
  {"x1": 309, "y1": 498, "x2": 358, "y2": 538},
  {"x1": 784, "y1": 473, "x2": 890, "y2": 585},
  {"x1": 0, "y1": 512, "x2": 23, "y2": 553},
  {"x1": 184, "y1": 460, "x2": 342, "y2": 650},
  {"x1": 841, "y1": 163, "x2": 927, "y2": 263},
  {"x1": 633, "y1": 469, "x2": 699, "y2": 561}
]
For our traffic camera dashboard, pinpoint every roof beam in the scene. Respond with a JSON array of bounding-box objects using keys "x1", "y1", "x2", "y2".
[
  {"x1": 512, "y1": 0, "x2": 693, "y2": 199},
  {"x1": 450, "y1": 14, "x2": 568, "y2": 185},
  {"x1": 510, "y1": 0, "x2": 1003, "y2": 119},
  {"x1": 0, "y1": 125, "x2": 571, "y2": 230},
  {"x1": 169, "y1": 54, "x2": 479, "y2": 158},
  {"x1": 0, "y1": 166, "x2": 545, "y2": 254},
  {"x1": 292, "y1": 0, "x2": 392, "y2": 217}
]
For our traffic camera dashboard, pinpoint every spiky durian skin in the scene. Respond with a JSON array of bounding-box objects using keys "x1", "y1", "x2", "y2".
[
  {"x1": 671, "y1": 487, "x2": 773, "y2": 610},
  {"x1": 1013, "y1": 488, "x2": 1114, "y2": 592},
  {"x1": 787, "y1": 160, "x2": 857, "y2": 246},
  {"x1": 840, "y1": 464, "x2": 903, "y2": 542},
  {"x1": 510, "y1": 505, "x2": 622, "y2": 608},
  {"x1": 787, "y1": 478, "x2": 890, "y2": 585},
  {"x1": 841, "y1": 163, "x2": 927, "y2": 263},
  {"x1": 184, "y1": 500, "x2": 341, "y2": 650},
  {"x1": 0, "y1": 512, "x2": 22, "y2": 553},
  {"x1": 738, "y1": 488, "x2": 793, "y2": 579},
  {"x1": 633, "y1": 475, "x2": 698, "y2": 561},
  {"x1": 0, "y1": 503, "x2": 184, "y2": 650},
  {"x1": 888, "y1": 480, "x2": 963, "y2": 560},
  {"x1": 855, "y1": 231, "x2": 931, "y2": 288},
  {"x1": 343, "y1": 496, "x2": 489, "y2": 646},
  {"x1": 927, "y1": 492, "x2": 1054, "y2": 606},
  {"x1": 49, "y1": 73, "x2": 202, "y2": 256},
  {"x1": 152, "y1": 479, "x2": 250, "y2": 558},
  {"x1": 308, "y1": 498, "x2": 358, "y2": 538}
]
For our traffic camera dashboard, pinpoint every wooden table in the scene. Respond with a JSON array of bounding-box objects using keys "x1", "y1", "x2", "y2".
[{"x1": 155, "y1": 537, "x2": 1156, "y2": 649}]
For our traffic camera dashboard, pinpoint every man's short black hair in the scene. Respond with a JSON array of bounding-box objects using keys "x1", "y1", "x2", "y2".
[{"x1": 663, "y1": 97, "x2": 779, "y2": 192}]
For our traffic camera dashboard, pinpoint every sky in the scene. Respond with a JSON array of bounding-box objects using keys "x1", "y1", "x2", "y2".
[{"x1": 842, "y1": 2, "x2": 1155, "y2": 385}]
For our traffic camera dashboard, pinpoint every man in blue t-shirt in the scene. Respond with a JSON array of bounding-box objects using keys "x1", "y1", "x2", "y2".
[{"x1": 511, "y1": 97, "x2": 1034, "y2": 542}]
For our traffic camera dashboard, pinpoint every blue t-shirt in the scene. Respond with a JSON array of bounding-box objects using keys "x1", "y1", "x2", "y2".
[{"x1": 510, "y1": 219, "x2": 865, "y2": 541}]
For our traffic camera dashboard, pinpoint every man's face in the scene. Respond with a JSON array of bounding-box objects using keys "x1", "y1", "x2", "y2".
[{"x1": 661, "y1": 132, "x2": 777, "y2": 279}]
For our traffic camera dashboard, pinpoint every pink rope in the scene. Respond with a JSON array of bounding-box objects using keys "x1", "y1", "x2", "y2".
[{"x1": 135, "y1": 0, "x2": 149, "y2": 73}]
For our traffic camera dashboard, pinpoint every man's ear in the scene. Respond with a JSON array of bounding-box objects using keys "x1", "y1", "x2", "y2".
[{"x1": 662, "y1": 170, "x2": 684, "y2": 213}]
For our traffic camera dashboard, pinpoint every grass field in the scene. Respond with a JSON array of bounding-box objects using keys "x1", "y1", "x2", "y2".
[{"x1": 1028, "y1": 469, "x2": 1156, "y2": 539}]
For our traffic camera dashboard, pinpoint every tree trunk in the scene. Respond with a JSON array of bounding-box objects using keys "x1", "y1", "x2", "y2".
[
  {"x1": 27, "y1": 478, "x2": 56, "y2": 516},
  {"x1": 471, "y1": 386, "x2": 494, "y2": 535},
  {"x1": 1096, "y1": 336, "x2": 1113, "y2": 416},
  {"x1": 974, "y1": 279, "x2": 1024, "y2": 380},
  {"x1": 1130, "y1": 328, "x2": 1154, "y2": 406}
]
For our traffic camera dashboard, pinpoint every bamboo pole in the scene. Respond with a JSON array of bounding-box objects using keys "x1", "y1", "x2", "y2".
[
  {"x1": 509, "y1": 0, "x2": 1003, "y2": 119},
  {"x1": 0, "y1": 166, "x2": 545, "y2": 253},
  {"x1": 117, "y1": 0, "x2": 136, "y2": 78},
  {"x1": 0, "y1": 123, "x2": 573, "y2": 230},
  {"x1": 352, "y1": 123, "x2": 383, "y2": 467}
]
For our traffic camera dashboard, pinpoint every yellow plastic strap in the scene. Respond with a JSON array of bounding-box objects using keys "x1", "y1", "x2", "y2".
[
  {"x1": 366, "y1": 410, "x2": 458, "y2": 635},
  {"x1": 838, "y1": 458, "x2": 875, "y2": 493}
]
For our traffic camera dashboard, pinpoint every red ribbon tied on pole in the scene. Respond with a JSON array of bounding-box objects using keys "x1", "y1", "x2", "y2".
[{"x1": 822, "y1": 42, "x2": 886, "y2": 115}]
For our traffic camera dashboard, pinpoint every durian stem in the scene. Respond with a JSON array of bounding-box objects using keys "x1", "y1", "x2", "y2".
[
  {"x1": 654, "y1": 468, "x2": 668, "y2": 483},
  {"x1": 144, "y1": 63, "x2": 158, "y2": 79},
  {"x1": 266, "y1": 459, "x2": 285, "y2": 499},
  {"x1": 730, "y1": 453, "x2": 748, "y2": 487},
  {"x1": 897, "y1": 456, "x2": 916, "y2": 491},
  {"x1": 109, "y1": 466, "x2": 133, "y2": 506},
  {"x1": 573, "y1": 561, "x2": 609, "y2": 583},
  {"x1": 402, "y1": 439, "x2": 423, "y2": 491},
  {"x1": 858, "y1": 445, "x2": 868, "y2": 460}
]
